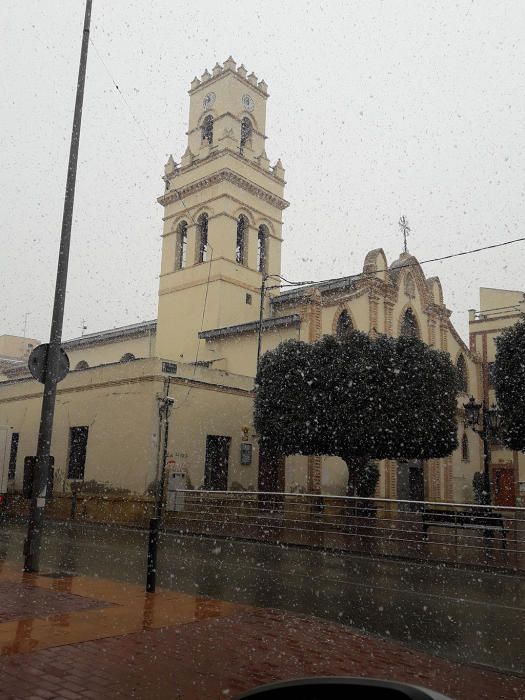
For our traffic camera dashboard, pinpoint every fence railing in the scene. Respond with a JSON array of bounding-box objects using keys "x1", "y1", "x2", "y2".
[{"x1": 163, "y1": 490, "x2": 525, "y2": 572}]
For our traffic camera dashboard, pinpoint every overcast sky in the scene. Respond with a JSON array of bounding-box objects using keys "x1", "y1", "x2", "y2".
[{"x1": 2, "y1": 0, "x2": 524, "y2": 343}]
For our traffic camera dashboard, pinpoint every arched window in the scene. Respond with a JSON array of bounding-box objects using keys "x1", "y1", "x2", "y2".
[
  {"x1": 120, "y1": 353, "x2": 136, "y2": 363},
  {"x1": 336, "y1": 310, "x2": 353, "y2": 339},
  {"x1": 457, "y1": 354, "x2": 468, "y2": 393},
  {"x1": 400, "y1": 308, "x2": 419, "y2": 338},
  {"x1": 201, "y1": 115, "x2": 213, "y2": 145},
  {"x1": 240, "y1": 117, "x2": 253, "y2": 154},
  {"x1": 236, "y1": 215, "x2": 248, "y2": 264},
  {"x1": 197, "y1": 213, "x2": 208, "y2": 263},
  {"x1": 175, "y1": 220, "x2": 188, "y2": 270},
  {"x1": 75, "y1": 360, "x2": 89, "y2": 371},
  {"x1": 257, "y1": 225, "x2": 268, "y2": 273},
  {"x1": 461, "y1": 432, "x2": 469, "y2": 461}
]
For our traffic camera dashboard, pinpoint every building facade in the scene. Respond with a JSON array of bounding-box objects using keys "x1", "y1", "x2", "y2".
[
  {"x1": 0, "y1": 60, "x2": 486, "y2": 506},
  {"x1": 469, "y1": 287, "x2": 525, "y2": 506}
]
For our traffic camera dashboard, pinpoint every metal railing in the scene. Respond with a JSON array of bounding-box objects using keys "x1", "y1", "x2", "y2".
[{"x1": 163, "y1": 490, "x2": 525, "y2": 572}]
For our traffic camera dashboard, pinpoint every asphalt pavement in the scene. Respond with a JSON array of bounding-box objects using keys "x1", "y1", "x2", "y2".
[{"x1": 1, "y1": 521, "x2": 523, "y2": 674}]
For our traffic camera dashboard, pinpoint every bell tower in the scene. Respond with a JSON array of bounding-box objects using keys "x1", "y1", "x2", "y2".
[{"x1": 156, "y1": 58, "x2": 289, "y2": 363}]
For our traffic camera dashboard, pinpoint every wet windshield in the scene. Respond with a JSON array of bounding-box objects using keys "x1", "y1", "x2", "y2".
[{"x1": 1, "y1": 2, "x2": 524, "y2": 699}]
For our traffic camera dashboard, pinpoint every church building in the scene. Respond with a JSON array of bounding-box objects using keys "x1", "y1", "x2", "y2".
[{"x1": 0, "y1": 59, "x2": 483, "y2": 507}]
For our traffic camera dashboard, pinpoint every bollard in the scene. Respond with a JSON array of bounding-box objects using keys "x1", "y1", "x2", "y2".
[{"x1": 146, "y1": 517, "x2": 159, "y2": 593}]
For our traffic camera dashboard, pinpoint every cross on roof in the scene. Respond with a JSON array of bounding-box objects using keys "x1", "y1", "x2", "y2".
[{"x1": 398, "y1": 216, "x2": 411, "y2": 253}]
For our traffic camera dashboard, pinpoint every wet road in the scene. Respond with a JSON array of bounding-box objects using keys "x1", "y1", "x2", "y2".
[{"x1": 1, "y1": 521, "x2": 524, "y2": 674}]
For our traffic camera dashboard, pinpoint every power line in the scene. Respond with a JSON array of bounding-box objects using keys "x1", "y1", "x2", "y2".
[
  {"x1": 89, "y1": 39, "x2": 214, "y2": 378},
  {"x1": 267, "y1": 236, "x2": 525, "y2": 291},
  {"x1": 89, "y1": 39, "x2": 161, "y2": 164}
]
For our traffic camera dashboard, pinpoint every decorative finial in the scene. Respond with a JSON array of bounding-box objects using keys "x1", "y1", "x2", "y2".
[
  {"x1": 237, "y1": 64, "x2": 248, "y2": 79},
  {"x1": 201, "y1": 69, "x2": 211, "y2": 82},
  {"x1": 223, "y1": 56, "x2": 237, "y2": 71},
  {"x1": 258, "y1": 79, "x2": 268, "y2": 94},
  {"x1": 190, "y1": 76, "x2": 201, "y2": 89},
  {"x1": 212, "y1": 62, "x2": 222, "y2": 77},
  {"x1": 247, "y1": 72, "x2": 258, "y2": 86},
  {"x1": 398, "y1": 216, "x2": 411, "y2": 254},
  {"x1": 272, "y1": 158, "x2": 285, "y2": 179},
  {"x1": 164, "y1": 154, "x2": 176, "y2": 176}
]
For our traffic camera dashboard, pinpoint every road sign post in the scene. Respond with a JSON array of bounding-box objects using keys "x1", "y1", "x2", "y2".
[{"x1": 23, "y1": 0, "x2": 92, "y2": 573}]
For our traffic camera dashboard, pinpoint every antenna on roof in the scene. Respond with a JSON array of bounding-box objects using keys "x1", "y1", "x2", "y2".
[{"x1": 22, "y1": 312, "x2": 30, "y2": 337}]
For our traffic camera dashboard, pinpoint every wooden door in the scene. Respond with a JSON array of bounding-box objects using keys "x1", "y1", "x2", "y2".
[{"x1": 493, "y1": 468, "x2": 515, "y2": 507}]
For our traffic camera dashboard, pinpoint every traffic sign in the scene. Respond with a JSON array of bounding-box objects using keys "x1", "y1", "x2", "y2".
[{"x1": 28, "y1": 344, "x2": 70, "y2": 384}]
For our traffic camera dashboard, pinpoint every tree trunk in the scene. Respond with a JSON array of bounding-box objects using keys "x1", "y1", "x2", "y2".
[{"x1": 343, "y1": 454, "x2": 369, "y2": 497}]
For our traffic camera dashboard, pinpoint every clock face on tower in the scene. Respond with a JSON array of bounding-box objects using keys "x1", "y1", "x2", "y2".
[
  {"x1": 202, "y1": 92, "x2": 216, "y2": 110},
  {"x1": 242, "y1": 94, "x2": 255, "y2": 112}
]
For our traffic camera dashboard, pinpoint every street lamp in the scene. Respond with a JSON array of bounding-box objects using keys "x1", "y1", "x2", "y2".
[{"x1": 463, "y1": 397, "x2": 501, "y2": 505}]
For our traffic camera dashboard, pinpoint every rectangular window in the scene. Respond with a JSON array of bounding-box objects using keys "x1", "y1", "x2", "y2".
[
  {"x1": 67, "y1": 426, "x2": 89, "y2": 480},
  {"x1": 8, "y1": 432, "x2": 19, "y2": 480}
]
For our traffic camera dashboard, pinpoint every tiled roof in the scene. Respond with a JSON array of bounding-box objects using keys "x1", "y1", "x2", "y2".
[
  {"x1": 62, "y1": 320, "x2": 157, "y2": 349},
  {"x1": 198, "y1": 314, "x2": 301, "y2": 340}
]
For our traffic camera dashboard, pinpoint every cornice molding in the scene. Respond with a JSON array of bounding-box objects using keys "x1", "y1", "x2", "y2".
[
  {"x1": 0, "y1": 371, "x2": 254, "y2": 402},
  {"x1": 188, "y1": 68, "x2": 269, "y2": 100},
  {"x1": 159, "y1": 168, "x2": 289, "y2": 211}
]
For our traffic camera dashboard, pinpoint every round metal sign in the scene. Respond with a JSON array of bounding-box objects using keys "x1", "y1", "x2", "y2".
[{"x1": 28, "y1": 344, "x2": 70, "y2": 384}]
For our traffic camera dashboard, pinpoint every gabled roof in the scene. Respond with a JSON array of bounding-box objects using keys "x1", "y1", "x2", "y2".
[{"x1": 272, "y1": 275, "x2": 359, "y2": 305}]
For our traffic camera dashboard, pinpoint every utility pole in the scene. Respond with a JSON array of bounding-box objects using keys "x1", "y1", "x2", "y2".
[
  {"x1": 24, "y1": 0, "x2": 93, "y2": 573},
  {"x1": 256, "y1": 274, "x2": 267, "y2": 371},
  {"x1": 146, "y1": 377, "x2": 173, "y2": 592}
]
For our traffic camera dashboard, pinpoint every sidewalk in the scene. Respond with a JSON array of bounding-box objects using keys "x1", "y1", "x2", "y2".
[{"x1": 0, "y1": 561, "x2": 523, "y2": 700}]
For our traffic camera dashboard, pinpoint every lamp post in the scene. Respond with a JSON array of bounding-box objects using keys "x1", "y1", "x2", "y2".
[{"x1": 463, "y1": 397, "x2": 501, "y2": 505}]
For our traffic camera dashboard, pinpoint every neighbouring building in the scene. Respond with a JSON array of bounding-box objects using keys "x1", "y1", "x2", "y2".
[
  {"x1": 0, "y1": 335, "x2": 40, "y2": 380},
  {"x1": 469, "y1": 287, "x2": 525, "y2": 506},
  {"x1": 0, "y1": 59, "x2": 485, "y2": 506}
]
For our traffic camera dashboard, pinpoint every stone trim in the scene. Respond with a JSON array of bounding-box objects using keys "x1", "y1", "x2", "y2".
[
  {"x1": 60, "y1": 321, "x2": 157, "y2": 350},
  {"x1": 307, "y1": 455, "x2": 322, "y2": 493},
  {"x1": 159, "y1": 269, "x2": 267, "y2": 295},
  {"x1": 187, "y1": 111, "x2": 266, "y2": 139},
  {"x1": 162, "y1": 195, "x2": 284, "y2": 233},
  {"x1": 369, "y1": 294, "x2": 379, "y2": 333},
  {"x1": 188, "y1": 68, "x2": 269, "y2": 99},
  {"x1": 199, "y1": 314, "x2": 301, "y2": 340},
  {"x1": 0, "y1": 372, "x2": 255, "y2": 404},
  {"x1": 384, "y1": 301, "x2": 395, "y2": 336},
  {"x1": 469, "y1": 312, "x2": 521, "y2": 326},
  {"x1": 159, "y1": 168, "x2": 289, "y2": 211}
]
